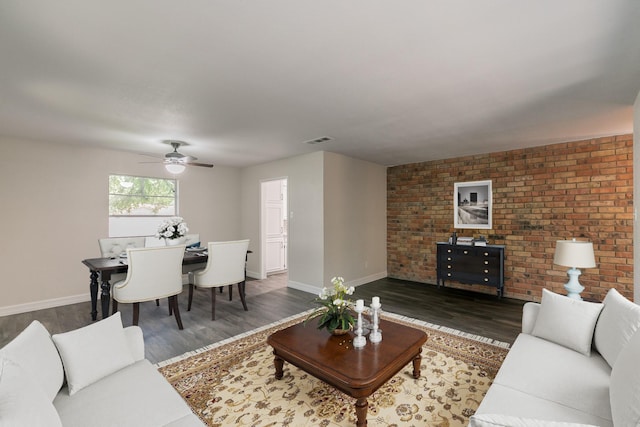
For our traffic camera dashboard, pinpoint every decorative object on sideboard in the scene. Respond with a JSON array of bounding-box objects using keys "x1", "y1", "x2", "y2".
[
  {"x1": 456, "y1": 236, "x2": 474, "y2": 246},
  {"x1": 454, "y1": 180, "x2": 492, "y2": 230},
  {"x1": 553, "y1": 239, "x2": 597, "y2": 300}
]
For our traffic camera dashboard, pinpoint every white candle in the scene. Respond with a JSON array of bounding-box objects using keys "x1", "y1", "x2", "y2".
[
  {"x1": 372, "y1": 296, "x2": 380, "y2": 306},
  {"x1": 356, "y1": 299, "x2": 364, "y2": 311}
]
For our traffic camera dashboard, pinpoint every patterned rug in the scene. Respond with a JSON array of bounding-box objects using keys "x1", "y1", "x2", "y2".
[{"x1": 157, "y1": 311, "x2": 510, "y2": 426}]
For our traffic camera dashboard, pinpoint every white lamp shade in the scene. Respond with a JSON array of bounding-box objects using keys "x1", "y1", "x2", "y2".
[
  {"x1": 165, "y1": 163, "x2": 186, "y2": 174},
  {"x1": 553, "y1": 240, "x2": 596, "y2": 269}
]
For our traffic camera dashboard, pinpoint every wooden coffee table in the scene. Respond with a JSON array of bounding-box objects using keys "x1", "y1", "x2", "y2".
[{"x1": 267, "y1": 319, "x2": 428, "y2": 426}]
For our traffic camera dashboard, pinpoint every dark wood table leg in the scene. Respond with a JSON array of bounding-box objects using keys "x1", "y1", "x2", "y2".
[
  {"x1": 355, "y1": 397, "x2": 368, "y2": 426},
  {"x1": 100, "y1": 276, "x2": 111, "y2": 319},
  {"x1": 412, "y1": 348, "x2": 422, "y2": 379},
  {"x1": 89, "y1": 270, "x2": 99, "y2": 321},
  {"x1": 273, "y1": 352, "x2": 284, "y2": 379}
]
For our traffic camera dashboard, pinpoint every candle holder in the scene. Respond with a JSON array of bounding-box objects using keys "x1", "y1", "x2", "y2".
[
  {"x1": 353, "y1": 302, "x2": 366, "y2": 348},
  {"x1": 369, "y1": 301, "x2": 382, "y2": 343}
]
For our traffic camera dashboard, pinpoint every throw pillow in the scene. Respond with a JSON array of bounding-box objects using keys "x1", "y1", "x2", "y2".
[
  {"x1": 0, "y1": 320, "x2": 64, "y2": 401},
  {"x1": 593, "y1": 288, "x2": 640, "y2": 367},
  {"x1": 51, "y1": 312, "x2": 135, "y2": 395},
  {"x1": 531, "y1": 289, "x2": 604, "y2": 356},
  {"x1": 610, "y1": 327, "x2": 640, "y2": 426},
  {"x1": 0, "y1": 358, "x2": 63, "y2": 427},
  {"x1": 470, "y1": 414, "x2": 599, "y2": 427}
]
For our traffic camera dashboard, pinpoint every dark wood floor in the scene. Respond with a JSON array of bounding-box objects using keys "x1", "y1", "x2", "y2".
[{"x1": 0, "y1": 274, "x2": 525, "y2": 364}]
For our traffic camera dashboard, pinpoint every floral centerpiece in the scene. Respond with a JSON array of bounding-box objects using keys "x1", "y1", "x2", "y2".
[
  {"x1": 156, "y1": 216, "x2": 189, "y2": 241},
  {"x1": 306, "y1": 276, "x2": 356, "y2": 334}
]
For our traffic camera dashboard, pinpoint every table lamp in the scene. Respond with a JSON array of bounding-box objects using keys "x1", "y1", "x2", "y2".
[{"x1": 553, "y1": 239, "x2": 596, "y2": 300}]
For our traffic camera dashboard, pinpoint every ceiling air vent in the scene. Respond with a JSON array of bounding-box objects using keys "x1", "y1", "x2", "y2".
[{"x1": 303, "y1": 136, "x2": 333, "y2": 145}]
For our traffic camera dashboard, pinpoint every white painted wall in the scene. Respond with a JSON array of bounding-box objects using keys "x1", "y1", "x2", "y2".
[
  {"x1": 323, "y1": 152, "x2": 387, "y2": 287},
  {"x1": 241, "y1": 152, "x2": 324, "y2": 292},
  {"x1": 1, "y1": 136, "x2": 386, "y2": 314},
  {"x1": 0, "y1": 137, "x2": 241, "y2": 315},
  {"x1": 240, "y1": 151, "x2": 387, "y2": 295}
]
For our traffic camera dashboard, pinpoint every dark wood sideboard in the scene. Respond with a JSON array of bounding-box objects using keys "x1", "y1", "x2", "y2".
[{"x1": 436, "y1": 242, "x2": 505, "y2": 297}]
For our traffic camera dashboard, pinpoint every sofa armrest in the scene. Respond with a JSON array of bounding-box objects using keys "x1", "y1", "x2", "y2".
[
  {"x1": 123, "y1": 326, "x2": 145, "y2": 361},
  {"x1": 522, "y1": 302, "x2": 540, "y2": 334}
]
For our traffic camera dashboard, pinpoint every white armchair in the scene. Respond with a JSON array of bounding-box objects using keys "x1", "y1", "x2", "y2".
[
  {"x1": 188, "y1": 239, "x2": 250, "y2": 320},
  {"x1": 112, "y1": 245, "x2": 186, "y2": 330}
]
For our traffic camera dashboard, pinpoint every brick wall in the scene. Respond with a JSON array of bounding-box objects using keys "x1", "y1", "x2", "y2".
[{"x1": 387, "y1": 134, "x2": 634, "y2": 302}]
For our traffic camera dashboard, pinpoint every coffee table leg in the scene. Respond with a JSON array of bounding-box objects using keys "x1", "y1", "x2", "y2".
[
  {"x1": 273, "y1": 352, "x2": 284, "y2": 379},
  {"x1": 355, "y1": 398, "x2": 368, "y2": 426},
  {"x1": 412, "y1": 348, "x2": 422, "y2": 379}
]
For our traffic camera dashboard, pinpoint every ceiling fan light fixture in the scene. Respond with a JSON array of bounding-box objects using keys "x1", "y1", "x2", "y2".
[{"x1": 165, "y1": 163, "x2": 186, "y2": 174}]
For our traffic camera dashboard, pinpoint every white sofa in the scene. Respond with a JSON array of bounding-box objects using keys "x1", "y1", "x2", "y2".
[
  {"x1": 0, "y1": 312, "x2": 203, "y2": 427},
  {"x1": 470, "y1": 288, "x2": 640, "y2": 427}
]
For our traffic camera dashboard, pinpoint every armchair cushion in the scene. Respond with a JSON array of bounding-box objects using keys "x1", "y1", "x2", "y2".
[
  {"x1": 0, "y1": 320, "x2": 64, "y2": 401},
  {"x1": 0, "y1": 358, "x2": 63, "y2": 427},
  {"x1": 531, "y1": 289, "x2": 603, "y2": 356},
  {"x1": 51, "y1": 312, "x2": 135, "y2": 396},
  {"x1": 593, "y1": 288, "x2": 640, "y2": 367}
]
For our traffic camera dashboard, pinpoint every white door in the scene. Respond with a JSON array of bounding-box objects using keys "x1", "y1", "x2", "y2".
[{"x1": 264, "y1": 179, "x2": 287, "y2": 274}]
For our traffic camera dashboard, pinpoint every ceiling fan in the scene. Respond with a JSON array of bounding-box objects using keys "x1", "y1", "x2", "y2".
[{"x1": 144, "y1": 140, "x2": 214, "y2": 174}]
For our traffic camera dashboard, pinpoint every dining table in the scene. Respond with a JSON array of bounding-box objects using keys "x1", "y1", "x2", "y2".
[{"x1": 82, "y1": 249, "x2": 210, "y2": 321}]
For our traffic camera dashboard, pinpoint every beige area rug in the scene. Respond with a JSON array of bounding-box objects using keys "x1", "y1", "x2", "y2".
[{"x1": 157, "y1": 311, "x2": 510, "y2": 427}]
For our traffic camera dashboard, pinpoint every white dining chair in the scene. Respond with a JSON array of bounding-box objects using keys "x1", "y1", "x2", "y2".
[
  {"x1": 188, "y1": 239, "x2": 250, "y2": 320},
  {"x1": 112, "y1": 245, "x2": 186, "y2": 330},
  {"x1": 98, "y1": 236, "x2": 146, "y2": 286}
]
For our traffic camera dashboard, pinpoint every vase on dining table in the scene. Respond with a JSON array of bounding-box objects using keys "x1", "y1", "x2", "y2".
[{"x1": 166, "y1": 236, "x2": 186, "y2": 246}]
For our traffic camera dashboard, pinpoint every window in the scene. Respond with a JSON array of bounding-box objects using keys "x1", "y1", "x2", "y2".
[{"x1": 108, "y1": 175, "x2": 178, "y2": 237}]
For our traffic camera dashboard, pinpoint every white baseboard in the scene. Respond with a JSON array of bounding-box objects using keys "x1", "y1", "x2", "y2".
[
  {"x1": 348, "y1": 271, "x2": 387, "y2": 288},
  {"x1": 0, "y1": 271, "x2": 388, "y2": 317},
  {"x1": 246, "y1": 270, "x2": 262, "y2": 280},
  {"x1": 288, "y1": 280, "x2": 319, "y2": 295},
  {"x1": 288, "y1": 271, "x2": 387, "y2": 296},
  {"x1": 0, "y1": 294, "x2": 91, "y2": 317}
]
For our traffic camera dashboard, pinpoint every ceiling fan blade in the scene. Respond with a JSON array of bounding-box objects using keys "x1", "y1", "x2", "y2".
[{"x1": 187, "y1": 162, "x2": 214, "y2": 168}]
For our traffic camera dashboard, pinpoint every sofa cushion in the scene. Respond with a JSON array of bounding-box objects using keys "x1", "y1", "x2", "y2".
[
  {"x1": 475, "y1": 383, "x2": 613, "y2": 427},
  {"x1": 52, "y1": 312, "x2": 135, "y2": 396},
  {"x1": 531, "y1": 289, "x2": 603, "y2": 356},
  {"x1": 593, "y1": 288, "x2": 640, "y2": 367},
  {"x1": 609, "y1": 328, "x2": 640, "y2": 427},
  {"x1": 53, "y1": 359, "x2": 201, "y2": 427},
  {"x1": 470, "y1": 414, "x2": 599, "y2": 427},
  {"x1": 492, "y1": 333, "x2": 612, "y2": 423},
  {"x1": 0, "y1": 320, "x2": 64, "y2": 401},
  {"x1": 0, "y1": 358, "x2": 63, "y2": 427}
]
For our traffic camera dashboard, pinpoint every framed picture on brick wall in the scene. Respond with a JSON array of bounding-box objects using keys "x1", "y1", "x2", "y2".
[{"x1": 454, "y1": 180, "x2": 492, "y2": 229}]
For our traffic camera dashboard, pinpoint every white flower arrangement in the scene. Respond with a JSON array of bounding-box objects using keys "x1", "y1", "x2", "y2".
[
  {"x1": 156, "y1": 217, "x2": 189, "y2": 240},
  {"x1": 306, "y1": 276, "x2": 356, "y2": 333}
]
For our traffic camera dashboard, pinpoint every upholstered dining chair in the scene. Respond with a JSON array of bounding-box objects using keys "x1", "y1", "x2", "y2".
[
  {"x1": 112, "y1": 245, "x2": 186, "y2": 330},
  {"x1": 98, "y1": 236, "x2": 145, "y2": 285},
  {"x1": 188, "y1": 239, "x2": 250, "y2": 320}
]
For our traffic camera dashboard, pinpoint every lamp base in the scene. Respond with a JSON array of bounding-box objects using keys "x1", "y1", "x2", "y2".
[{"x1": 563, "y1": 268, "x2": 584, "y2": 300}]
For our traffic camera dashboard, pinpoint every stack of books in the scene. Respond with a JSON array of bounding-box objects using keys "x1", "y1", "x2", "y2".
[{"x1": 456, "y1": 237, "x2": 474, "y2": 246}]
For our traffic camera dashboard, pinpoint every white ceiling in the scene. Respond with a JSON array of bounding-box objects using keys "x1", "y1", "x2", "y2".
[{"x1": 1, "y1": 1, "x2": 639, "y2": 167}]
